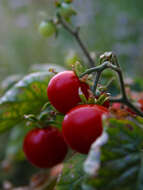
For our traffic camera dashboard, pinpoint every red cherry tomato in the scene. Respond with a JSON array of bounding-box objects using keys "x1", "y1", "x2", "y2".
[
  {"x1": 111, "y1": 103, "x2": 122, "y2": 110},
  {"x1": 62, "y1": 104, "x2": 108, "y2": 154},
  {"x1": 138, "y1": 99, "x2": 143, "y2": 111},
  {"x1": 23, "y1": 127, "x2": 68, "y2": 168},
  {"x1": 47, "y1": 71, "x2": 89, "y2": 114}
]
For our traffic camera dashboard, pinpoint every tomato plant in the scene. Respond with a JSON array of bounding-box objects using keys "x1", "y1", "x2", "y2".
[
  {"x1": 1, "y1": 0, "x2": 143, "y2": 189},
  {"x1": 23, "y1": 127, "x2": 68, "y2": 168}
]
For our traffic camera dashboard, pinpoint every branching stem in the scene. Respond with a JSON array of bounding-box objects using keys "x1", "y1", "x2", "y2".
[
  {"x1": 80, "y1": 61, "x2": 143, "y2": 117},
  {"x1": 57, "y1": 13, "x2": 143, "y2": 117}
]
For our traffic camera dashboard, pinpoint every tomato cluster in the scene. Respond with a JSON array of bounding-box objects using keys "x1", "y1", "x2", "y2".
[
  {"x1": 23, "y1": 70, "x2": 143, "y2": 168},
  {"x1": 47, "y1": 71, "x2": 108, "y2": 154},
  {"x1": 23, "y1": 70, "x2": 109, "y2": 168}
]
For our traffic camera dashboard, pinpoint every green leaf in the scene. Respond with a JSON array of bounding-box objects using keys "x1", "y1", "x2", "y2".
[
  {"x1": 1, "y1": 74, "x2": 23, "y2": 93},
  {"x1": 0, "y1": 72, "x2": 54, "y2": 133},
  {"x1": 84, "y1": 118, "x2": 143, "y2": 190},
  {"x1": 56, "y1": 153, "x2": 87, "y2": 190}
]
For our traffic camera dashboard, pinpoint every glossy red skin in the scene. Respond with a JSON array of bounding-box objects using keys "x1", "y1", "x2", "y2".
[
  {"x1": 62, "y1": 104, "x2": 108, "y2": 154},
  {"x1": 23, "y1": 127, "x2": 68, "y2": 168},
  {"x1": 47, "y1": 71, "x2": 89, "y2": 114}
]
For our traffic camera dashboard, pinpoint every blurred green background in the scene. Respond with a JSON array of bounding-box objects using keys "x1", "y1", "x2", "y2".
[
  {"x1": 0, "y1": 0, "x2": 143, "y2": 83},
  {"x1": 0, "y1": 0, "x2": 143, "y2": 188}
]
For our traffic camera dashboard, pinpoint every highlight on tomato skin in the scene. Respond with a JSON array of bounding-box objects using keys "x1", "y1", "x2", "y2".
[
  {"x1": 47, "y1": 71, "x2": 89, "y2": 114},
  {"x1": 62, "y1": 104, "x2": 108, "y2": 154},
  {"x1": 23, "y1": 127, "x2": 68, "y2": 168}
]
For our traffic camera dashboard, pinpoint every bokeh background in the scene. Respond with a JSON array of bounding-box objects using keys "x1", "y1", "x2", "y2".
[{"x1": 0, "y1": 0, "x2": 143, "y2": 188}]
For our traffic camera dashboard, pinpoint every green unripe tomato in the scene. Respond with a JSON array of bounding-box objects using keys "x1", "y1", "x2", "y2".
[
  {"x1": 59, "y1": 2, "x2": 76, "y2": 19},
  {"x1": 64, "y1": 0, "x2": 73, "y2": 3},
  {"x1": 55, "y1": 0, "x2": 73, "y2": 7},
  {"x1": 39, "y1": 21, "x2": 56, "y2": 38}
]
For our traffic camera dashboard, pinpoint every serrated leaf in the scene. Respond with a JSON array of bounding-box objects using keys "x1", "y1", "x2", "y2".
[
  {"x1": 0, "y1": 72, "x2": 54, "y2": 133},
  {"x1": 84, "y1": 118, "x2": 143, "y2": 190},
  {"x1": 56, "y1": 154, "x2": 87, "y2": 190}
]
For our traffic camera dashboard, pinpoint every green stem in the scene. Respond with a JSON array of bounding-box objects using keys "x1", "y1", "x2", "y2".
[
  {"x1": 92, "y1": 71, "x2": 101, "y2": 94},
  {"x1": 57, "y1": 14, "x2": 95, "y2": 67},
  {"x1": 114, "y1": 68, "x2": 127, "y2": 99},
  {"x1": 80, "y1": 61, "x2": 110, "y2": 77}
]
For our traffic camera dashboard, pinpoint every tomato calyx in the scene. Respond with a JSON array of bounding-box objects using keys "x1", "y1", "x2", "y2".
[
  {"x1": 78, "y1": 85, "x2": 110, "y2": 108},
  {"x1": 24, "y1": 102, "x2": 64, "y2": 129},
  {"x1": 72, "y1": 64, "x2": 110, "y2": 108},
  {"x1": 95, "y1": 92, "x2": 110, "y2": 108}
]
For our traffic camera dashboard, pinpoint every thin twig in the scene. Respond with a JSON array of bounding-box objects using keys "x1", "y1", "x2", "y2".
[
  {"x1": 57, "y1": 14, "x2": 95, "y2": 67},
  {"x1": 92, "y1": 71, "x2": 102, "y2": 94},
  {"x1": 115, "y1": 69, "x2": 127, "y2": 99}
]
